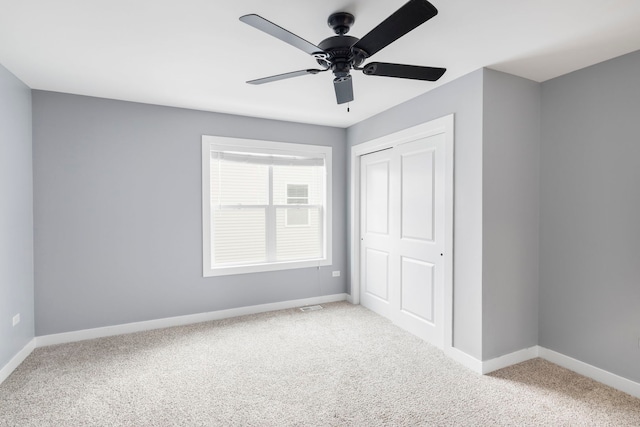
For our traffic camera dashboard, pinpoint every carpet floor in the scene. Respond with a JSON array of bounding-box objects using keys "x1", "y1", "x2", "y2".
[{"x1": 1, "y1": 301, "x2": 639, "y2": 426}]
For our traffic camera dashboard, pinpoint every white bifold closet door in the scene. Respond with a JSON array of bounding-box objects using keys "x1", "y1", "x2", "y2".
[{"x1": 360, "y1": 133, "x2": 445, "y2": 348}]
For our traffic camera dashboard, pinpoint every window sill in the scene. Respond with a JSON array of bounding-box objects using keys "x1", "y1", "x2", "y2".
[{"x1": 204, "y1": 257, "x2": 332, "y2": 277}]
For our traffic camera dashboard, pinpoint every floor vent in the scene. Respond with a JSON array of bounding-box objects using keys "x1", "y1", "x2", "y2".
[{"x1": 300, "y1": 305, "x2": 323, "y2": 312}]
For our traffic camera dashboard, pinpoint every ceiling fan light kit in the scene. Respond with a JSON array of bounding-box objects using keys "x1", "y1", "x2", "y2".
[{"x1": 240, "y1": 0, "x2": 446, "y2": 105}]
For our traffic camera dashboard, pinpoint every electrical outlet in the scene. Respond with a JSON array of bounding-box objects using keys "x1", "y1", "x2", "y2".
[
  {"x1": 332, "y1": 271, "x2": 340, "y2": 277},
  {"x1": 12, "y1": 313, "x2": 20, "y2": 327}
]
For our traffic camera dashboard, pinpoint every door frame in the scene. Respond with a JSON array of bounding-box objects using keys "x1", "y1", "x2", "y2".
[{"x1": 349, "y1": 114, "x2": 454, "y2": 351}]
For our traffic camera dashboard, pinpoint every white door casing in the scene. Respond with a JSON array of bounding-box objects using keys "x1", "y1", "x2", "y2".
[{"x1": 350, "y1": 114, "x2": 454, "y2": 351}]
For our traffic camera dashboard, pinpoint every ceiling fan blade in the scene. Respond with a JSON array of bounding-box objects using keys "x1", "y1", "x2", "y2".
[
  {"x1": 240, "y1": 14, "x2": 325, "y2": 57},
  {"x1": 334, "y1": 76, "x2": 354, "y2": 104},
  {"x1": 247, "y1": 69, "x2": 325, "y2": 85},
  {"x1": 353, "y1": 0, "x2": 438, "y2": 58},
  {"x1": 362, "y1": 62, "x2": 446, "y2": 81}
]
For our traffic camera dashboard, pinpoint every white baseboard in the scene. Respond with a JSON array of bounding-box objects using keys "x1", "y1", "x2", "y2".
[
  {"x1": 538, "y1": 347, "x2": 640, "y2": 399},
  {"x1": 443, "y1": 345, "x2": 539, "y2": 375},
  {"x1": 481, "y1": 346, "x2": 540, "y2": 374},
  {"x1": 445, "y1": 346, "x2": 483, "y2": 374},
  {"x1": 35, "y1": 293, "x2": 348, "y2": 347},
  {"x1": 452, "y1": 345, "x2": 640, "y2": 399},
  {"x1": 0, "y1": 339, "x2": 36, "y2": 385}
]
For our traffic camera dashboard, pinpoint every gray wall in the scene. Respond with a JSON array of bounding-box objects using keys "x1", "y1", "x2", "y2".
[
  {"x1": 540, "y1": 50, "x2": 640, "y2": 382},
  {"x1": 33, "y1": 91, "x2": 347, "y2": 336},
  {"x1": 482, "y1": 69, "x2": 540, "y2": 360},
  {"x1": 348, "y1": 70, "x2": 485, "y2": 360},
  {"x1": 0, "y1": 64, "x2": 34, "y2": 369}
]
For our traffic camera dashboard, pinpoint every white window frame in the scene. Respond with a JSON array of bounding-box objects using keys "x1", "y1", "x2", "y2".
[{"x1": 202, "y1": 135, "x2": 332, "y2": 277}]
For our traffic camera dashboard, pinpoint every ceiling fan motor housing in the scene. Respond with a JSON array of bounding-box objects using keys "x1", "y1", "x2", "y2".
[{"x1": 316, "y1": 34, "x2": 367, "y2": 78}]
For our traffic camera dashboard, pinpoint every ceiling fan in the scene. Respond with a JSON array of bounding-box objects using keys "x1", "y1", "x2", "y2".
[{"x1": 240, "y1": 0, "x2": 446, "y2": 105}]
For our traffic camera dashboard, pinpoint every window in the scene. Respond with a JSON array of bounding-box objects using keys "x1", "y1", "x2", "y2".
[
  {"x1": 202, "y1": 136, "x2": 332, "y2": 277},
  {"x1": 285, "y1": 184, "x2": 310, "y2": 227}
]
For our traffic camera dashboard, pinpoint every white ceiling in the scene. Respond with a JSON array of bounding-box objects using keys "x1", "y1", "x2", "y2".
[{"x1": 1, "y1": 0, "x2": 639, "y2": 128}]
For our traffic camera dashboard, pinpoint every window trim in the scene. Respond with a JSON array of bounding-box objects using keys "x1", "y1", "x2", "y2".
[{"x1": 202, "y1": 135, "x2": 332, "y2": 277}]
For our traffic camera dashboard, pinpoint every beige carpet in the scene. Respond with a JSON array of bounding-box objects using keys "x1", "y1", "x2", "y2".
[{"x1": 1, "y1": 302, "x2": 639, "y2": 426}]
